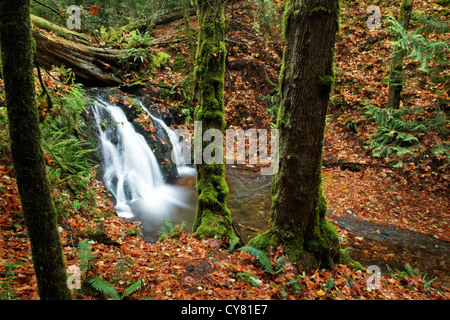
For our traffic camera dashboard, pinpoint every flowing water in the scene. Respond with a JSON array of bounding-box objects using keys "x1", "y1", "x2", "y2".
[
  {"x1": 90, "y1": 97, "x2": 195, "y2": 241},
  {"x1": 89, "y1": 93, "x2": 449, "y2": 285}
]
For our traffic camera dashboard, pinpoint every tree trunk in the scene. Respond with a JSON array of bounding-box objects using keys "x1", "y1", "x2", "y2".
[
  {"x1": 152, "y1": 0, "x2": 158, "y2": 26},
  {"x1": 0, "y1": 0, "x2": 73, "y2": 300},
  {"x1": 31, "y1": 17, "x2": 125, "y2": 86},
  {"x1": 247, "y1": 0, "x2": 346, "y2": 268},
  {"x1": 387, "y1": 0, "x2": 414, "y2": 109},
  {"x1": 192, "y1": 0, "x2": 237, "y2": 241},
  {"x1": 130, "y1": 0, "x2": 137, "y2": 18}
]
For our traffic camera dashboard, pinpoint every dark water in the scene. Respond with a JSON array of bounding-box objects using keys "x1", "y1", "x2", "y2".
[{"x1": 135, "y1": 165, "x2": 449, "y2": 286}]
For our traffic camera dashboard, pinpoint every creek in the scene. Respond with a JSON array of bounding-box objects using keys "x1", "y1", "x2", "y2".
[{"x1": 87, "y1": 90, "x2": 449, "y2": 286}]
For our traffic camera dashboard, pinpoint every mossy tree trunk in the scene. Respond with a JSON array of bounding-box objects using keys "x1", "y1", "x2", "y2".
[
  {"x1": 192, "y1": 0, "x2": 237, "y2": 241},
  {"x1": 247, "y1": 0, "x2": 346, "y2": 269},
  {"x1": 387, "y1": 0, "x2": 414, "y2": 109},
  {"x1": 0, "y1": 0, "x2": 73, "y2": 300}
]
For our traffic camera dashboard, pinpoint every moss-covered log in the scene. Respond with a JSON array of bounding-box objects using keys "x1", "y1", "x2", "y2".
[
  {"x1": 31, "y1": 16, "x2": 125, "y2": 86},
  {"x1": 0, "y1": 0, "x2": 73, "y2": 299},
  {"x1": 31, "y1": 14, "x2": 91, "y2": 45},
  {"x1": 192, "y1": 0, "x2": 236, "y2": 241},
  {"x1": 247, "y1": 0, "x2": 348, "y2": 269}
]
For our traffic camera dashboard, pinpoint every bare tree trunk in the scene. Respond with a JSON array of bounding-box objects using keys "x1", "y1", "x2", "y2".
[
  {"x1": 0, "y1": 0, "x2": 73, "y2": 300},
  {"x1": 130, "y1": 0, "x2": 137, "y2": 18},
  {"x1": 387, "y1": 0, "x2": 414, "y2": 109}
]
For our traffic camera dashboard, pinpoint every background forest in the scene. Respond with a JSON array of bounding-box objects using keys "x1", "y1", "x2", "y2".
[{"x1": 0, "y1": 0, "x2": 449, "y2": 301}]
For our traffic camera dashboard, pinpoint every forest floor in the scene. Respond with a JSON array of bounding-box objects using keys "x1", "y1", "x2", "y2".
[{"x1": 0, "y1": 0, "x2": 449, "y2": 300}]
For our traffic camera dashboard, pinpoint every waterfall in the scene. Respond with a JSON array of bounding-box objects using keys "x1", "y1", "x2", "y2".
[
  {"x1": 138, "y1": 102, "x2": 196, "y2": 177},
  {"x1": 90, "y1": 97, "x2": 192, "y2": 234}
]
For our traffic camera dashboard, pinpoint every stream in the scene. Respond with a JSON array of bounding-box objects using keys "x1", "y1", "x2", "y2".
[{"x1": 88, "y1": 91, "x2": 449, "y2": 287}]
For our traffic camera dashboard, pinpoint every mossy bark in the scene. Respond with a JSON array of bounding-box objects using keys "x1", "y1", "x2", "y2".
[
  {"x1": 248, "y1": 0, "x2": 347, "y2": 269},
  {"x1": 192, "y1": 0, "x2": 236, "y2": 241},
  {"x1": 0, "y1": 0, "x2": 73, "y2": 299},
  {"x1": 387, "y1": 0, "x2": 414, "y2": 109}
]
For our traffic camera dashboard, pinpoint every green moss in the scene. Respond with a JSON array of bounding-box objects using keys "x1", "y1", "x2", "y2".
[
  {"x1": 318, "y1": 74, "x2": 335, "y2": 86},
  {"x1": 308, "y1": 6, "x2": 331, "y2": 16},
  {"x1": 193, "y1": 0, "x2": 235, "y2": 241}
]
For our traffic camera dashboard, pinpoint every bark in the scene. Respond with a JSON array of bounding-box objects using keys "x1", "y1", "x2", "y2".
[
  {"x1": 192, "y1": 0, "x2": 237, "y2": 241},
  {"x1": 32, "y1": 17, "x2": 125, "y2": 86},
  {"x1": 0, "y1": 0, "x2": 73, "y2": 299},
  {"x1": 30, "y1": 7, "x2": 197, "y2": 87},
  {"x1": 130, "y1": 0, "x2": 137, "y2": 18},
  {"x1": 387, "y1": 0, "x2": 414, "y2": 109},
  {"x1": 31, "y1": 14, "x2": 91, "y2": 45},
  {"x1": 247, "y1": 0, "x2": 346, "y2": 268}
]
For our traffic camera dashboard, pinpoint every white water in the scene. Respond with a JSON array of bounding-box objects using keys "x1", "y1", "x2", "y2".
[
  {"x1": 138, "y1": 102, "x2": 197, "y2": 177},
  {"x1": 90, "y1": 98, "x2": 192, "y2": 230}
]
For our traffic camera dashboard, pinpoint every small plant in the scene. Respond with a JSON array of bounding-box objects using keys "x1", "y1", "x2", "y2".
[
  {"x1": 236, "y1": 271, "x2": 262, "y2": 287},
  {"x1": 158, "y1": 219, "x2": 186, "y2": 242},
  {"x1": 86, "y1": 277, "x2": 142, "y2": 300},
  {"x1": 75, "y1": 239, "x2": 142, "y2": 300},
  {"x1": 362, "y1": 103, "x2": 426, "y2": 167},
  {"x1": 0, "y1": 261, "x2": 20, "y2": 300},
  {"x1": 387, "y1": 263, "x2": 437, "y2": 289},
  {"x1": 239, "y1": 245, "x2": 287, "y2": 275}
]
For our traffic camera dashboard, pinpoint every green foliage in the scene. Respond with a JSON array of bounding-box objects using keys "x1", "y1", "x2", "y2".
[
  {"x1": 362, "y1": 103, "x2": 450, "y2": 168},
  {"x1": 123, "y1": 30, "x2": 154, "y2": 48},
  {"x1": 251, "y1": 0, "x2": 279, "y2": 36},
  {"x1": 38, "y1": 81, "x2": 99, "y2": 217},
  {"x1": 362, "y1": 103, "x2": 425, "y2": 166},
  {"x1": 151, "y1": 52, "x2": 170, "y2": 69},
  {"x1": 387, "y1": 263, "x2": 437, "y2": 289},
  {"x1": 75, "y1": 239, "x2": 142, "y2": 299},
  {"x1": 0, "y1": 261, "x2": 20, "y2": 300},
  {"x1": 228, "y1": 235, "x2": 240, "y2": 252},
  {"x1": 158, "y1": 218, "x2": 186, "y2": 241},
  {"x1": 239, "y1": 245, "x2": 286, "y2": 275},
  {"x1": 0, "y1": 103, "x2": 9, "y2": 163},
  {"x1": 386, "y1": 14, "x2": 449, "y2": 73},
  {"x1": 236, "y1": 271, "x2": 262, "y2": 287},
  {"x1": 77, "y1": 239, "x2": 94, "y2": 274},
  {"x1": 262, "y1": 90, "x2": 279, "y2": 127},
  {"x1": 411, "y1": 10, "x2": 450, "y2": 35},
  {"x1": 86, "y1": 277, "x2": 120, "y2": 300}
]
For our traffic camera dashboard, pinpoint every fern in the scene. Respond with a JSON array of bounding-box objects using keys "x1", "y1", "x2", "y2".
[
  {"x1": 158, "y1": 219, "x2": 185, "y2": 241},
  {"x1": 239, "y1": 245, "x2": 274, "y2": 274},
  {"x1": 0, "y1": 262, "x2": 20, "y2": 300},
  {"x1": 362, "y1": 103, "x2": 427, "y2": 166},
  {"x1": 77, "y1": 239, "x2": 94, "y2": 273},
  {"x1": 386, "y1": 15, "x2": 448, "y2": 72},
  {"x1": 87, "y1": 277, "x2": 120, "y2": 300},
  {"x1": 121, "y1": 279, "x2": 142, "y2": 298},
  {"x1": 228, "y1": 235, "x2": 240, "y2": 252},
  {"x1": 387, "y1": 263, "x2": 437, "y2": 288},
  {"x1": 237, "y1": 272, "x2": 262, "y2": 287},
  {"x1": 363, "y1": 103, "x2": 450, "y2": 168},
  {"x1": 87, "y1": 277, "x2": 142, "y2": 300}
]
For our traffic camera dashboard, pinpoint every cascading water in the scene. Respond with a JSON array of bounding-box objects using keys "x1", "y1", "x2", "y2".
[
  {"x1": 138, "y1": 101, "x2": 197, "y2": 177},
  {"x1": 90, "y1": 96, "x2": 195, "y2": 241}
]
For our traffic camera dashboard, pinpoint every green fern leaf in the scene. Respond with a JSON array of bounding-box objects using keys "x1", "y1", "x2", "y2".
[
  {"x1": 87, "y1": 277, "x2": 120, "y2": 300},
  {"x1": 239, "y1": 246, "x2": 273, "y2": 274},
  {"x1": 121, "y1": 279, "x2": 142, "y2": 299}
]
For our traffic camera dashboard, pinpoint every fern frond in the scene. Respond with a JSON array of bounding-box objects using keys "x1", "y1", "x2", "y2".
[
  {"x1": 121, "y1": 279, "x2": 142, "y2": 299},
  {"x1": 87, "y1": 277, "x2": 120, "y2": 300},
  {"x1": 77, "y1": 239, "x2": 94, "y2": 263},
  {"x1": 239, "y1": 246, "x2": 273, "y2": 274}
]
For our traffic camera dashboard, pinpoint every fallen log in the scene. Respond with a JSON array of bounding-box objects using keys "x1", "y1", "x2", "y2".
[
  {"x1": 31, "y1": 8, "x2": 197, "y2": 87},
  {"x1": 32, "y1": 17, "x2": 126, "y2": 86}
]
